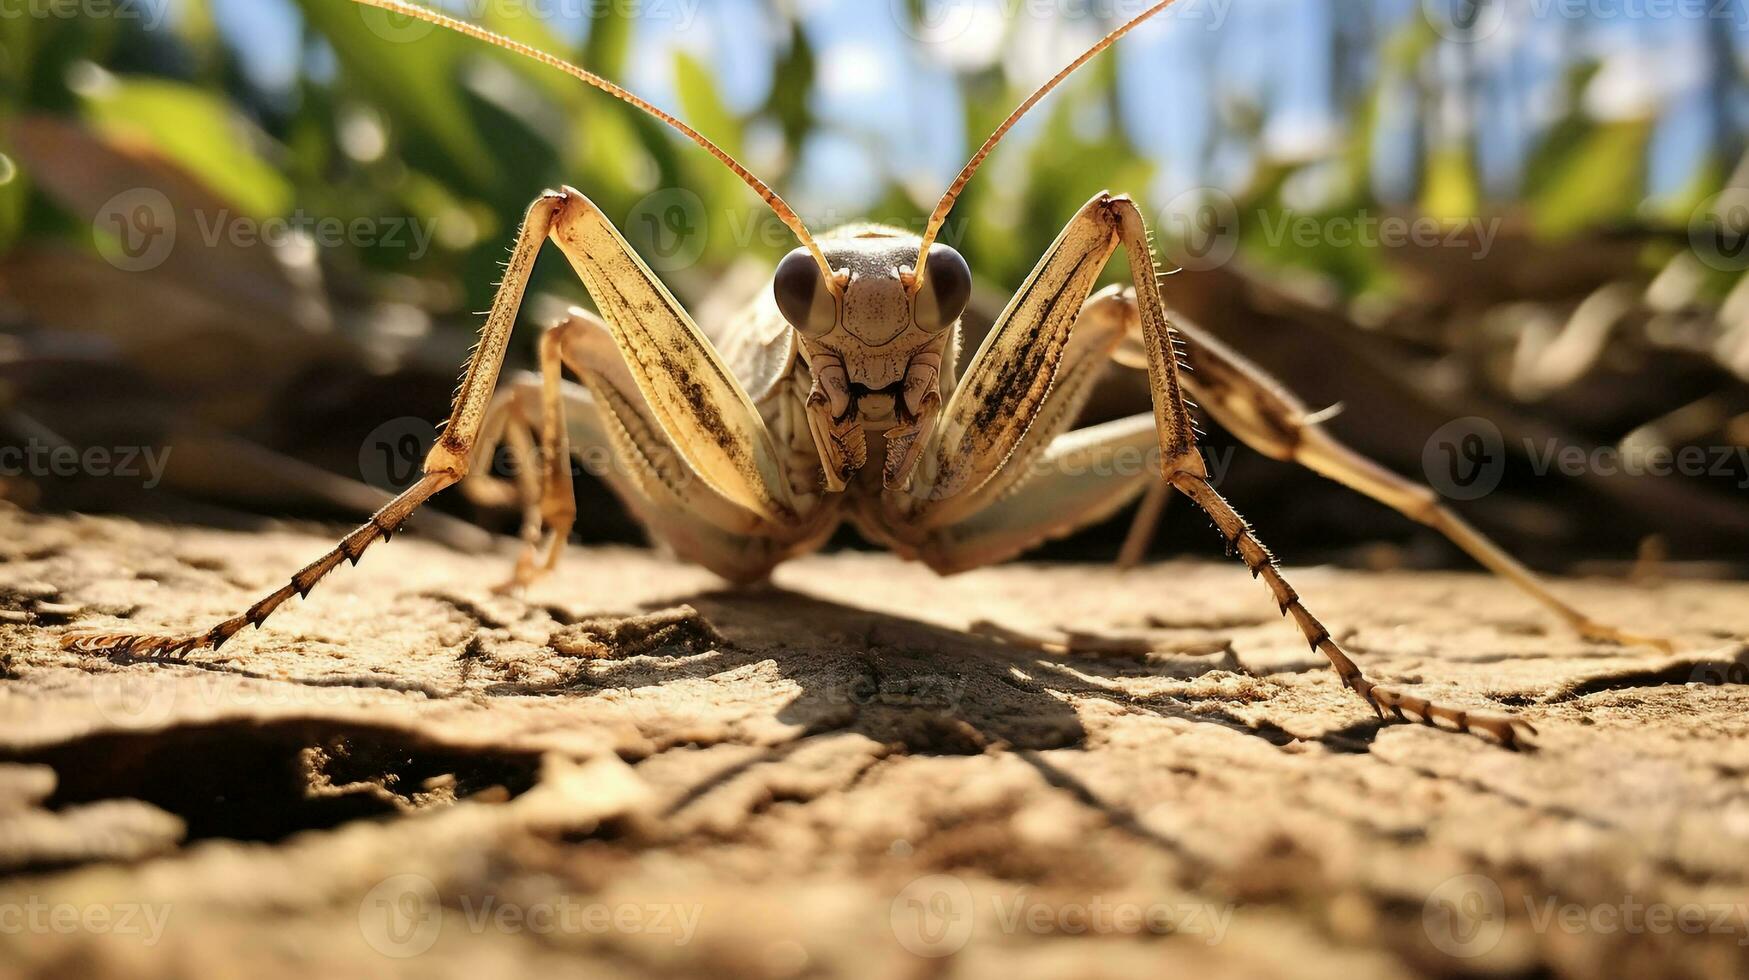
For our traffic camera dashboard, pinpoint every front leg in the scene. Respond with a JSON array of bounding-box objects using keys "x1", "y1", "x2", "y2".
[
  {"x1": 548, "y1": 189, "x2": 799, "y2": 526},
  {"x1": 63, "y1": 191, "x2": 568, "y2": 657},
  {"x1": 902, "y1": 192, "x2": 1534, "y2": 746},
  {"x1": 63, "y1": 188, "x2": 805, "y2": 657},
  {"x1": 547, "y1": 306, "x2": 834, "y2": 580},
  {"x1": 1109, "y1": 196, "x2": 1532, "y2": 745},
  {"x1": 1141, "y1": 313, "x2": 1670, "y2": 651},
  {"x1": 901, "y1": 194, "x2": 1152, "y2": 527}
]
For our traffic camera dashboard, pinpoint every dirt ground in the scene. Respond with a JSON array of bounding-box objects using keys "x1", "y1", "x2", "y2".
[{"x1": 1, "y1": 504, "x2": 1747, "y2": 979}]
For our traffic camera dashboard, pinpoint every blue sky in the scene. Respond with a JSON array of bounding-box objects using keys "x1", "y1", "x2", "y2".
[{"x1": 198, "y1": 0, "x2": 1744, "y2": 212}]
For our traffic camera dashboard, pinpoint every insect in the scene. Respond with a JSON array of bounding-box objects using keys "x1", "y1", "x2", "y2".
[{"x1": 63, "y1": 0, "x2": 1672, "y2": 748}]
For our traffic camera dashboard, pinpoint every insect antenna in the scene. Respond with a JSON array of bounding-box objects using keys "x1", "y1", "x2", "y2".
[
  {"x1": 909, "y1": 0, "x2": 1182, "y2": 290},
  {"x1": 348, "y1": 0, "x2": 841, "y2": 287}
]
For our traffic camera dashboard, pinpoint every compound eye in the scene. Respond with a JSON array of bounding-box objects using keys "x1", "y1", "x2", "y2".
[
  {"x1": 913, "y1": 244, "x2": 971, "y2": 332},
  {"x1": 773, "y1": 247, "x2": 837, "y2": 337}
]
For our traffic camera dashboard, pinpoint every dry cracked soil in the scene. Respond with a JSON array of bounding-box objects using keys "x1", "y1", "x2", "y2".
[{"x1": 1, "y1": 505, "x2": 1747, "y2": 979}]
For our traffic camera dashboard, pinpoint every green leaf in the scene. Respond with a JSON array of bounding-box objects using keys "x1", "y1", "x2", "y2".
[
  {"x1": 82, "y1": 78, "x2": 292, "y2": 217},
  {"x1": 174, "y1": 0, "x2": 218, "y2": 51},
  {"x1": 1420, "y1": 144, "x2": 1480, "y2": 224},
  {"x1": 764, "y1": 21, "x2": 816, "y2": 155},
  {"x1": 294, "y1": 0, "x2": 495, "y2": 193},
  {"x1": 0, "y1": 154, "x2": 26, "y2": 252},
  {"x1": 673, "y1": 50, "x2": 743, "y2": 159},
  {"x1": 1519, "y1": 62, "x2": 1653, "y2": 238},
  {"x1": 1653, "y1": 153, "x2": 1728, "y2": 225},
  {"x1": 671, "y1": 49, "x2": 749, "y2": 263},
  {"x1": 479, "y1": 1, "x2": 590, "y2": 109},
  {"x1": 1527, "y1": 118, "x2": 1652, "y2": 238},
  {"x1": 582, "y1": 5, "x2": 631, "y2": 78}
]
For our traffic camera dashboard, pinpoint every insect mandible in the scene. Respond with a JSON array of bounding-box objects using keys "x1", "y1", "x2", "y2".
[{"x1": 65, "y1": 0, "x2": 1676, "y2": 748}]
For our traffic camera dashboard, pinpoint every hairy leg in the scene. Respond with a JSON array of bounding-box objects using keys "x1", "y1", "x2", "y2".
[
  {"x1": 550, "y1": 308, "x2": 834, "y2": 582},
  {"x1": 1110, "y1": 298, "x2": 1668, "y2": 651},
  {"x1": 1103, "y1": 199, "x2": 1535, "y2": 745},
  {"x1": 64, "y1": 187, "x2": 810, "y2": 656},
  {"x1": 895, "y1": 192, "x2": 1535, "y2": 745},
  {"x1": 461, "y1": 323, "x2": 578, "y2": 591},
  {"x1": 63, "y1": 191, "x2": 569, "y2": 657}
]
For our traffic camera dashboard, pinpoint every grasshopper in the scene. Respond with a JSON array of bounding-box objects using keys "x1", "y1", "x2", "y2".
[{"x1": 64, "y1": 0, "x2": 1672, "y2": 748}]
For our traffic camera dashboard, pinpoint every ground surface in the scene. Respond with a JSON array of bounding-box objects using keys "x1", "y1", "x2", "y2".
[{"x1": 0, "y1": 505, "x2": 1747, "y2": 979}]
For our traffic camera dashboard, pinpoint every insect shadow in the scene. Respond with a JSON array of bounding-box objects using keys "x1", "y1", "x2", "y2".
[{"x1": 507, "y1": 586, "x2": 1373, "y2": 756}]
